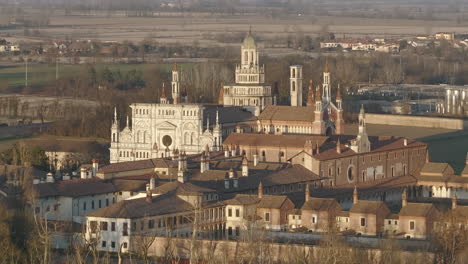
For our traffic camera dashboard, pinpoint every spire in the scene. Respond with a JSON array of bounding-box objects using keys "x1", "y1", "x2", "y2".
[
  {"x1": 336, "y1": 84, "x2": 342, "y2": 100},
  {"x1": 402, "y1": 188, "x2": 407, "y2": 207},
  {"x1": 215, "y1": 110, "x2": 220, "y2": 127},
  {"x1": 173, "y1": 63, "x2": 178, "y2": 72},
  {"x1": 113, "y1": 107, "x2": 118, "y2": 124},
  {"x1": 305, "y1": 184, "x2": 310, "y2": 202},
  {"x1": 315, "y1": 85, "x2": 321, "y2": 102},
  {"x1": 324, "y1": 60, "x2": 330, "y2": 73},
  {"x1": 206, "y1": 116, "x2": 210, "y2": 132},
  {"x1": 258, "y1": 181, "x2": 263, "y2": 199},
  {"x1": 307, "y1": 80, "x2": 315, "y2": 107},
  {"x1": 126, "y1": 115, "x2": 129, "y2": 128},
  {"x1": 161, "y1": 83, "x2": 167, "y2": 98},
  {"x1": 353, "y1": 186, "x2": 358, "y2": 204},
  {"x1": 336, "y1": 137, "x2": 341, "y2": 154}
]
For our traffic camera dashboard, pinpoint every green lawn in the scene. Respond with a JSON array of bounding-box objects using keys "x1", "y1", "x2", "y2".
[{"x1": 0, "y1": 63, "x2": 189, "y2": 88}]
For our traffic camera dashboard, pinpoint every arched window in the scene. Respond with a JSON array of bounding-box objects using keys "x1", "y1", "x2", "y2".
[
  {"x1": 347, "y1": 166, "x2": 354, "y2": 182},
  {"x1": 112, "y1": 133, "x2": 116, "y2": 142}
]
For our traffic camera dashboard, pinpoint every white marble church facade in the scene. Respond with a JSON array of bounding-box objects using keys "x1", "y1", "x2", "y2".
[
  {"x1": 221, "y1": 30, "x2": 274, "y2": 115},
  {"x1": 109, "y1": 66, "x2": 222, "y2": 164}
]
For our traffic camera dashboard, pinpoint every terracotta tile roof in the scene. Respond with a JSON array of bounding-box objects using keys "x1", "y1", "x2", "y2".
[
  {"x1": 224, "y1": 194, "x2": 259, "y2": 206},
  {"x1": 98, "y1": 158, "x2": 176, "y2": 174},
  {"x1": 151, "y1": 181, "x2": 216, "y2": 196},
  {"x1": 112, "y1": 179, "x2": 147, "y2": 192},
  {"x1": 452, "y1": 206, "x2": 468, "y2": 218},
  {"x1": 189, "y1": 164, "x2": 321, "y2": 193},
  {"x1": 204, "y1": 105, "x2": 256, "y2": 124},
  {"x1": 223, "y1": 133, "x2": 329, "y2": 149},
  {"x1": 86, "y1": 193, "x2": 193, "y2": 219},
  {"x1": 224, "y1": 194, "x2": 289, "y2": 209},
  {"x1": 33, "y1": 178, "x2": 116, "y2": 198},
  {"x1": 301, "y1": 198, "x2": 341, "y2": 211},
  {"x1": 419, "y1": 162, "x2": 453, "y2": 176},
  {"x1": 313, "y1": 136, "x2": 426, "y2": 161},
  {"x1": 399, "y1": 202, "x2": 436, "y2": 217},
  {"x1": 258, "y1": 105, "x2": 315, "y2": 122},
  {"x1": 258, "y1": 195, "x2": 289, "y2": 209},
  {"x1": 349, "y1": 200, "x2": 389, "y2": 214}
]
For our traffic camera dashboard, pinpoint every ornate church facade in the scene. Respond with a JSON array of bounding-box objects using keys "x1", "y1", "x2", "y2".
[
  {"x1": 220, "y1": 29, "x2": 274, "y2": 115},
  {"x1": 109, "y1": 65, "x2": 223, "y2": 164}
]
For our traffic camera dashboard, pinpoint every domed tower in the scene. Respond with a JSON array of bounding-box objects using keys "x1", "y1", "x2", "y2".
[{"x1": 235, "y1": 28, "x2": 265, "y2": 84}]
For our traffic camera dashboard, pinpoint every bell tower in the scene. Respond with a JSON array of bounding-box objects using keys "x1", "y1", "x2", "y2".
[{"x1": 290, "y1": 65, "x2": 303, "y2": 106}]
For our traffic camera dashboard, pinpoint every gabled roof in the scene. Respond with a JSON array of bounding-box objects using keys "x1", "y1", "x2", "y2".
[
  {"x1": 33, "y1": 178, "x2": 116, "y2": 198},
  {"x1": 349, "y1": 200, "x2": 389, "y2": 214},
  {"x1": 223, "y1": 194, "x2": 289, "y2": 209},
  {"x1": 86, "y1": 193, "x2": 193, "y2": 219},
  {"x1": 301, "y1": 198, "x2": 340, "y2": 211},
  {"x1": 151, "y1": 181, "x2": 215, "y2": 196},
  {"x1": 419, "y1": 162, "x2": 454, "y2": 177},
  {"x1": 98, "y1": 158, "x2": 176, "y2": 174},
  {"x1": 399, "y1": 202, "x2": 436, "y2": 217},
  {"x1": 258, "y1": 105, "x2": 315, "y2": 122}
]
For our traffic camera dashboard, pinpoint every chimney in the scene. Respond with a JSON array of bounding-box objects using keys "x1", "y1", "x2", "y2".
[
  {"x1": 336, "y1": 137, "x2": 341, "y2": 154},
  {"x1": 80, "y1": 167, "x2": 88, "y2": 179},
  {"x1": 200, "y1": 154, "x2": 206, "y2": 173},
  {"x1": 150, "y1": 176, "x2": 156, "y2": 190},
  {"x1": 452, "y1": 195, "x2": 457, "y2": 209},
  {"x1": 46, "y1": 172, "x2": 54, "y2": 183},
  {"x1": 242, "y1": 156, "x2": 249, "y2": 177},
  {"x1": 425, "y1": 150, "x2": 430, "y2": 163},
  {"x1": 229, "y1": 168, "x2": 235, "y2": 179},
  {"x1": 258, "y1": 182, "x2": 263, "y2": 199},
  {"x1": 92, "y1": 159, "x2": 99, "y2": 177},
  {"x1": 402, "y1": 188, "x2": 407, "y2": 207},
  {"x1": 146, "y1": 189, "x2": 152, "y2": 203},
  {"x1": 305, "y1": 184, "x2": 310, "y2": 202},
  {"x1": 403, "y1": 138, "x2": 408, "y2": 146},
  {"x1": 177, "y1": 169, "x2": 186, "y2": 183},
  {"x1": 353, "y1": 186, "x2": 358, "y2": 205},
  {"x1": 253, "y1": 153, "x2": 259, "y2": 167},
  {"x1": 231, "y1": 146, "x2": 237, "y2": 157},
  {"x1": 224, "y1": 147, "x2": 230, "y2": 158},
  {"x1": 63, "y1": 173, "x2": 71, "y2": 181}
]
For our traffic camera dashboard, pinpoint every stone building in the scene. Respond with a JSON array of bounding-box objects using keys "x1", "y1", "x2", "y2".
[
  {"x1": 220, "y1": 29, "x2": 274, "y2": 114},
  {"x1": 256, "y1": 63, "x2": 344, "y2": 136},
  {"x1": 109, "y1": 64, "x2": 255, "y2": 164}
]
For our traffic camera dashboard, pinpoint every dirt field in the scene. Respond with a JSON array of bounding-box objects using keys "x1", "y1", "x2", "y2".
[{"x1": 3, "y1": 13, "x2": 467, "y2": 44}]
